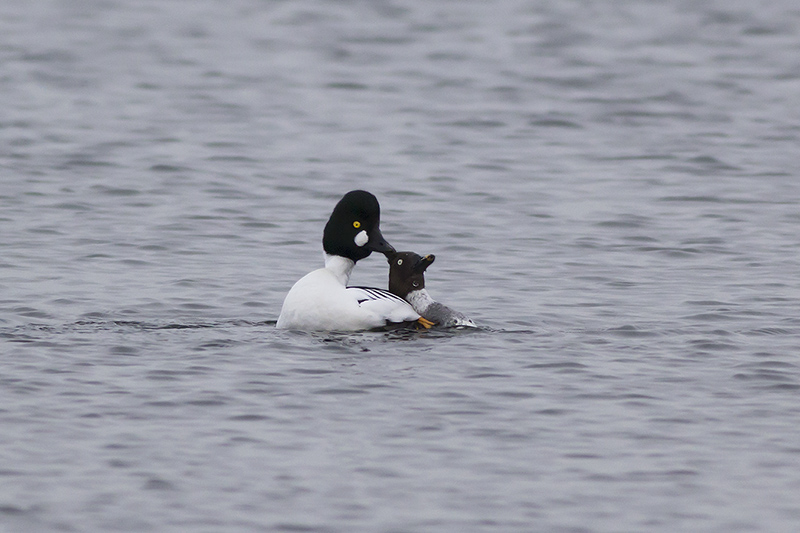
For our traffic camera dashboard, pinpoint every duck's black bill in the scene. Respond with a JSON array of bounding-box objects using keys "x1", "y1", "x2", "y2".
[
  {"x1": 368, "y1": 228, "x2": 395, "y2": 254},
  {"x1": 415, "y1": 254, "x2": 435, "y2": 273}
]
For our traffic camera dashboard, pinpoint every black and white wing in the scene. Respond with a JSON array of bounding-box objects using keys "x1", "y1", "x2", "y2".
[{"x1": 346, "y1": 286, "x2": 420, "y2": 324}]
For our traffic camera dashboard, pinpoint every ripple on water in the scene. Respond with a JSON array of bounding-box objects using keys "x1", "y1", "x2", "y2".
[
  {"x1": 523, "y1": 362, "x2": 588, "y2": 373},
  {"x1": 606, "y1": 325, "x2": 660, "y2": 338},
  {"x1": 733, "y1": 359, "x2": 800, "y2": 390},
  {"x1": 2, "y1": 1, "x2": 800, "y2": 532}
]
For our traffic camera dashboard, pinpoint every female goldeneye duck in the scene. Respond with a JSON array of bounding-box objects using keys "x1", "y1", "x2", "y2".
[
  {"x1": 276, "y1": 190, "x2": 433, "y2": 331},
  {"x1": 387, "y1": 251, "x2": 477, "y2": 328}
]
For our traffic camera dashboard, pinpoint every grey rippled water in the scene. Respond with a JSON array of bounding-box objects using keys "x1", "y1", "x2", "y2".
[{"x1": 2, "y1": 1, "x2": 800, "y2": 532}]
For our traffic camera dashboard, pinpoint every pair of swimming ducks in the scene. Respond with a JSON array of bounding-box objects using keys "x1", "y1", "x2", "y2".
[{"x1": 276, "y1": 190, "x2": 476, "y2": 331}]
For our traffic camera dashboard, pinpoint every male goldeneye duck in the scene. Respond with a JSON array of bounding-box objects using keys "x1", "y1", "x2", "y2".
[
  {"x1": 276, "y1": 190, "x2": 433, "y2": 331},
  {"x1": 387, "y1": 251, "x2": 477, "y2": 328}
]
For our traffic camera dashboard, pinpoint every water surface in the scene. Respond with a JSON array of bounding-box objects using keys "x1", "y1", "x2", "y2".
[{"x1": 2, "y1": 1, "x2": 800, "y2": 531}]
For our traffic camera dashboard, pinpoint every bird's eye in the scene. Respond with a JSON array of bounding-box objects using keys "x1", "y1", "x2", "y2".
[
  {"x1": 396, "y1": 259, "x2": 403, "y2": 266},
  {"x1": 353, "y1": 221, "x2": 361, "y2": 228},
  {"x1": 412, "y1": 281, "x2": 419, "y2": 287}
]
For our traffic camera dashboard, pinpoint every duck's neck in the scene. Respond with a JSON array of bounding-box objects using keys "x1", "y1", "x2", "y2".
[
  {"x1": 324, "y1": 254, "x2": 356, "y2": 285},
  {"x1": 406, "y1": 288, "x2": 435, "y2": 314}
]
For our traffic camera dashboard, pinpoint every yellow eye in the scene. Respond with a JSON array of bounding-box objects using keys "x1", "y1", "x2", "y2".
[{"x1": 353, "y1": 221, "x2": 361, "y2": 228}]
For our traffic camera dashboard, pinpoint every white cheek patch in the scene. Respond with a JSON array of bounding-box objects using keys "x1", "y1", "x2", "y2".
[{"x1": 354, "y1": 230, "x2": 368, "y2": 247}]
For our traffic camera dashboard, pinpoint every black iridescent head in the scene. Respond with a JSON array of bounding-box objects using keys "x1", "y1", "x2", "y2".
[
  {"x1": 322, "y1": 190, "x2": 394, "y2": 262},
  {"x1": 386, "y1": 251, "x2": 435, "y2": 298}
]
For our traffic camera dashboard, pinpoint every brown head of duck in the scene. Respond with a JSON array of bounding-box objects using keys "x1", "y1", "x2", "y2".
[{"x1": 385, "y1": 251, "x2": 435, "y2": 300}]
